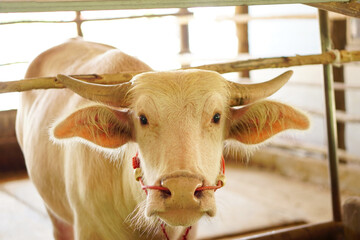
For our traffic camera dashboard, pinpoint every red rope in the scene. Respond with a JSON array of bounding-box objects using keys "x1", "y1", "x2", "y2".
[
  {"x1": 133, "y1": 153, "x2": 225, "y2": 194},
  {"x1": 132, "y1": 152, "x2": 140, "y2": 169},
  {"x1": 161, "y1": 223, "x2": 192, "y2": 240},
  {"x1": 139, "y1": 178, "x2": 170, "y2": 194},
  {"x1": 160, "y1": 223, "x2": 170, "y2": 240},
  {"x1": 134, "y1": 153, "x2": 172, "y2": 194},
  {"x1": 182, "y1": 226, "x2": 192, "y2": 240},
  {"x1": 194, "y1": 155, "x2": 225, "y2": 192}
]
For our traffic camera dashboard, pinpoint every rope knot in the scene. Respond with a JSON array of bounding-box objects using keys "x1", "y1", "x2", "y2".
[{"x1": 132, "y1": 152, "x2": 140, "y2": 169}]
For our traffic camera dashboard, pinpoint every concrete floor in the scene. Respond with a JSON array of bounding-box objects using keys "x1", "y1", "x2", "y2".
[{"x1": 0, "y1": 164, "x2": 344, "y2": 240}]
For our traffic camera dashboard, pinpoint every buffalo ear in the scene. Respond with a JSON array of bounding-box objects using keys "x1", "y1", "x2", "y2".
[
  {"x1": 227, "y1": 101, "x2": 309, "y2": 144},
  {"x1": 53, "y1": 106, "x2": 133, "y2": 148}
]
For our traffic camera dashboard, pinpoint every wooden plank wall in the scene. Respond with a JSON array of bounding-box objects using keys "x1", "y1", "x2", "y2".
[{"x1": 0, "y1": 110, "x2": 26, "y2": 174}]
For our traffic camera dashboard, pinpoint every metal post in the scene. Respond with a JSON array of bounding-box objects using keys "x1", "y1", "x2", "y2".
[{"x1": 318, "y1": 9, "x2": 342, "y2": 222}]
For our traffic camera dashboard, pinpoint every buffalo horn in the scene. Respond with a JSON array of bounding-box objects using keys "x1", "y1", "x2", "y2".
[
  {"x1": 228, "y1": 70, "x2": 293, "y2": 106},
  {"x1": 56, "y1": 74, "x2": 132, "y2": 107}
]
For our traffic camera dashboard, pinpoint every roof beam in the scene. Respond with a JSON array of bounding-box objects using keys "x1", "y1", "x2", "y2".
[
  {"x1": 0, "y1": 0, "x2": 349, "y2": 13},
  {"x1": 307, "y1": 0, "x2": 360, "y2": 18}
]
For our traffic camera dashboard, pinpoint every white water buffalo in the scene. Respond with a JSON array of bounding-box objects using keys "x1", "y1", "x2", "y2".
[{"x1": 16, "y1": 38, "x2": 309, "y2": 240}]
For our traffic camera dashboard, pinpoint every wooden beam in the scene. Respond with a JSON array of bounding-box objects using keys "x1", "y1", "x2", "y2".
[
  {"x1": 235, "y1": 6, "x2": 250, "y2": 78},
  {"x1": 0, "y1": 0, "x2": 349, "y2": 13},
  {"x1": 0, "y1": 110, "x2": 26, "y2": 173},
  {"x1": 343, "y1": 197, "x2": 360, "y2": 240},
  {"x1": 307, "y1": 0, "x2": 360, "y2": 18},
  {"x1": 75, "y1": 11, "x2": 83, "y2": 37},
  {"x1": 241, "y1": 221, "x2": 344, "y2": 240},
  {"x1": 331, "y1": 17, "x2": 347, "y2": 151},
  {"x1": 178, "y1": 8, "x2": 191, "y2": 57}
]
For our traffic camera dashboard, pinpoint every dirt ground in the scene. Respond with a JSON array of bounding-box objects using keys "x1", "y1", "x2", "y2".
[
  {"x1": 0, "y1": 163, "x2": 353, "y2": 240},
  {"x1": 197, "y1": 162, "x2": 354, "y2": 239}
]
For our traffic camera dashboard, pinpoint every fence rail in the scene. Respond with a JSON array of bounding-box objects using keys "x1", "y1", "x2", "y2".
[
  {"x1": 0, "y1": 10, "x2": 193, "y2": 25},
  {"x1": 1, "y1": 50, "x2": 359, "y2": 93}
]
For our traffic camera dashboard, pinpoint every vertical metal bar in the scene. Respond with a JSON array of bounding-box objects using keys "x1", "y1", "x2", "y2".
[{"x1": 318, "y1": 9, "x2": 342, "y2": 222}]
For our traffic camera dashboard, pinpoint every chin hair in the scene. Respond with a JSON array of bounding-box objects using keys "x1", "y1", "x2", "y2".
[{"x1": 125, "y1": 200, "x2": 160, "y2": 239}]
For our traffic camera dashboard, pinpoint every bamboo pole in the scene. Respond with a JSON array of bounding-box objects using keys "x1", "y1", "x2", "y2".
[
  {"x1": 285, "y1": 81, "x2": 360, "y2": 91},
  {"x1": 1, "y1": 50, "x2": 360, "y2": 94},
  {"x1": 0, "y1": 73, "x2": 137, "y2": 93},
  {"x1": 0, "y1": 11, "x2": 193, "y2": 25},
  {"x1": 235, "y1": 6, "x2": 250, "y2": 78},
  {"x1": 269, "y1": 141, "x2": 360, "y2": 164},
  {"x1": 75, "y1": 11, "x2": 84, "y2": 37},
  {"x1": 185, "y1": 50, "x2": 360, "y2": 73},
  {"x1": 218, "y1": 12, "x2": 346, "y2": 23},
  {"x1": 306, "y1": 108, "x2": 360, "y2": 124}
]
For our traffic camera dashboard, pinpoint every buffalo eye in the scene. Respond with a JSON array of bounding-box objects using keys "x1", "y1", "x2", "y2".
[
  {"x1": 139, "y1": 115, "x2": 148, "y2": 125},
  {"x1": 212, "y1": 113, "x2": 221, "y2": 124}
]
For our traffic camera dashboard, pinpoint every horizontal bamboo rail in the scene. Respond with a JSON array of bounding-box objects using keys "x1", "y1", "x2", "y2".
[
  {"x1": 1, "y1": 50, "x2": 359, "y2": 94},
  {"x1": 184, "y1": 50, "x2": 360, "y2": 73},
  {"x1": 305, "y1": 108, "x2": 360, "y2": 123},
  {"x1": 0, "y1": 11, "x2": 346, "y2": 27},
  {"x1": 217, "y1": 12, "x2": 345, "y2": 23},
  {"x1": 285, "y1": 81, "x2": 360, "y2": 91},
  {"x1": 0, "y1": 72, "x2": 140, "y2": 93},
  {"x1": 270, "y1": 140, "x2": 360, "y2": 164},
  {"x1": 0, "y1": 11, "x2": 193, "y2": 25}
]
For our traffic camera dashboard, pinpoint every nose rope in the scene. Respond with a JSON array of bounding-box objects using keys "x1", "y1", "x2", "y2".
[
  {"x1": 131, "y1": 152, "x2": 225, "y2": 240},
  {"x1": 160, "y1": 223, "x2": 170, "y2": 240},
  {"x1": 195, "y1": 155, "x2": 225, "y2": 192},
  {"x1": 132, "y1": 152, "x2": 171, "y2": 195},
  {"x1": 161, "y1": 223, "x2": 192, "y2": 240},
  {"x1": 132, "y1": 152, "x2": 225, "y2": 195}
]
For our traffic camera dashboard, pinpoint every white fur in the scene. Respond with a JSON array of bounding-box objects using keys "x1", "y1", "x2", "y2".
[{"x1": 16, "y1": 39, "x2": 227, "y2": 240}]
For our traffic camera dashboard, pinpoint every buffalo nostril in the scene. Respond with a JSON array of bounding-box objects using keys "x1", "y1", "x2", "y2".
[
  {"x1": 160, "y1": 175, "x2": 204, "y2": 204},
  {"x1": 159, "y1": 181, "x2": 171, "y2": 199},
  {"x1": 194, "y1": 190, "x2": 203, "y2": 199},
  {"x1": 160, "y1": 189, "x2": 171, "y2": 199}
]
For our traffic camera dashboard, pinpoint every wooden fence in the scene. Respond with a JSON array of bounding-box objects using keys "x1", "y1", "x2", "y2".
[{"x1": 1, "y1": 8, "x2": 360, "y2": 167}]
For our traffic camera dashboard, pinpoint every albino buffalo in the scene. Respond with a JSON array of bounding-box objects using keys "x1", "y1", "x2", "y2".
[{"x1": 16, "y1": 38, "x2": 309, "y2": 240}]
